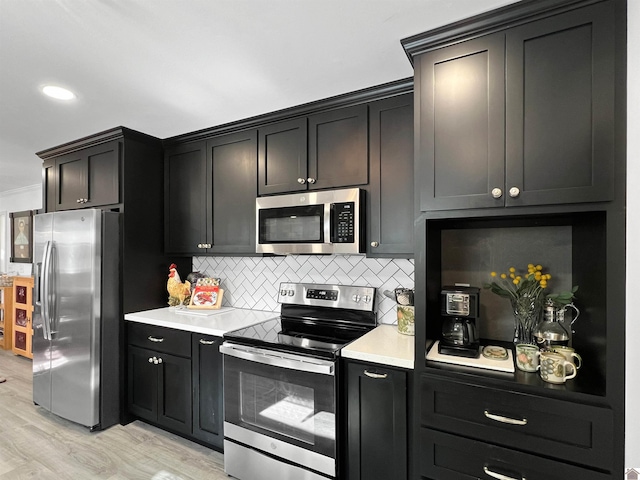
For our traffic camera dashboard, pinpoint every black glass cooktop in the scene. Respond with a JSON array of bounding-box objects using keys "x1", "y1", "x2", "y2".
[{"x1": 223, "y1": 315, "x2": 374, "y2": 359}]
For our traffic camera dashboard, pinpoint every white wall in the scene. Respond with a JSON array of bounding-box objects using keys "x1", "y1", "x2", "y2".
[
  {"x1": 0, "y1": 184, "x2": 42, "y2": 275},
  {"x1": 626, "y1": 0, "x2": 639, "y2": 469}
]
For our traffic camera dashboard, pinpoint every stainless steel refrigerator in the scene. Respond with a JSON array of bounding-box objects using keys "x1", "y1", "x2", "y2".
[{"x1": 32, "y1": 209, "x2": 120, "y2": 430}]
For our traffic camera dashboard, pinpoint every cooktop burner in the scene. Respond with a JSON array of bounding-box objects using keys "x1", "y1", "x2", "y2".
[{"x1": 223, "y1": 282, "x2": 377, "y2": 359}]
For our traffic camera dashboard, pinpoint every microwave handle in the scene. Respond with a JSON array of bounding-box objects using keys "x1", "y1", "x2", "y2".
[{"x1": 329, "y1": 203, "x2": 336, "y2": 243}]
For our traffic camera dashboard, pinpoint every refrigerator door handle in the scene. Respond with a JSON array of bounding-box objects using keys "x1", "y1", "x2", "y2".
[{"x1": 41, "y1": 240, "x2": 53, "y2": 341}]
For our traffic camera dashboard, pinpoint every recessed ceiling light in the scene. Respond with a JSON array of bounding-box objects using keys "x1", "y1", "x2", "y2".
[{"x1": 42, "y1": 85, "x2": 76, "y2": 100}]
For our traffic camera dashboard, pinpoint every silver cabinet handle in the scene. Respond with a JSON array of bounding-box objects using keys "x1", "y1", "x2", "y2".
[
  {"x1": 483, "y1": 466, "x2": 525, "y2": 480},
  {"x1": 307, "y1": 177, "x2": 316, "y2": 184},
  {"x1": 370, "y1": 241, "x2": 379, "y2": 248},
  {"x1": 297, "y1": 177, "x2": 306, "y2": 184},
  {"x1": 484, "y1": 410, "x2": 527, "y2": 426},
  {"x1": 508, "y1": 186, "x2": 520, "y2": 198},
  {"x1": 491, "y1": 188, "x2": 503, "y2": 199},
  {"x1": 199, "y1": 338, "x2": 217, "y2": 345},
  {"x1": 148, "y1": 336, "x2": 164, "y2": 343},
  {"x1": 364, "y1": 369, "x2": 388, "y2": 379},
  {"x1": 220, "y1": 342, "x2": 334, "y2": 375}
]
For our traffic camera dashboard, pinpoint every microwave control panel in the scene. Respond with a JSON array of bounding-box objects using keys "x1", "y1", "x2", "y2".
[{"x1": 332, "y1": 202, "x2": 355, "y2": 243}]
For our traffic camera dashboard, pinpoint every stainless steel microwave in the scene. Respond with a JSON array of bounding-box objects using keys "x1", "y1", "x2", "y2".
[{"x1": 256, "y1": 188, "x2": 364, "y2": 255}]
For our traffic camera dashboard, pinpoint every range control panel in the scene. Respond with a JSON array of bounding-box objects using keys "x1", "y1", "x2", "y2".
[{"x1": 278, "y1": 282, "x2": 376, "y2": 311}]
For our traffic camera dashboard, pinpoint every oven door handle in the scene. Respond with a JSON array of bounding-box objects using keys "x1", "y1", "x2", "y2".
[{"x1": 220, "y1": 342, "x2": 335, "y2": 376}]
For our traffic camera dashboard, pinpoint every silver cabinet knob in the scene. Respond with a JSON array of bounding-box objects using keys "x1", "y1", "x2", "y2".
[
  {"x1": 148, "y1": 357, "x2": 153, "y2": 363},
  {"x1": 198, "y1": 243, "x2": 203, "y2": 248},
  {"x1": 297, "y1": 178, "x2": 306, "y2": 184},
  {"x1": 307, "y1": 177, "x2": 316, "y2": 184},
  {"x1": 152, "y1": 357, "x2": 159, "y2": 364},
  {"x1": 157, "y1": 357, "x2": 163, "y2": 364},
  {"x1": 509, "y1": 186, "x2": 520, "y2": 198},
  {"x1": 370, "y1": 241, "x2": 379, "y2": 248},
  {"x1": 76, "y1": 199, "x2": 82, "y2": 203},
  {"x1": 491, "y1": 188, "x2": 503, "y2": 199}
]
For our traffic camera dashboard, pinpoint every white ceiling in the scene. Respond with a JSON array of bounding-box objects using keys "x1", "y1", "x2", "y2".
[{"x1": 0, "y1": 0, "x2": 518, "y2": 194}]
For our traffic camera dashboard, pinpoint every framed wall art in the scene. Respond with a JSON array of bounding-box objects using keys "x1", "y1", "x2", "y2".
[{"x1": 10, "y1": 210, "x2": 33, "y2": 263}]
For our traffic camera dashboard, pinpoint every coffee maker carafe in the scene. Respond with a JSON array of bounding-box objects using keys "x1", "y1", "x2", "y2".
[{"x1": 438, "y1": 286, "x2": 481, "y2": 358}]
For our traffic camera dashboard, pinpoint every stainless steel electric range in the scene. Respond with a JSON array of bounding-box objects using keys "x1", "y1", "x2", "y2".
[{"x1": 220, "y1": 282, "x2": 377, "y2": 480}]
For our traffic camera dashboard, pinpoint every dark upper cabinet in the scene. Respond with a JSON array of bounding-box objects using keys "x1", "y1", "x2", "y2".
[
  {"x1": 164, "y1": 141, "x2": 209, "y2": 255},
  {"x1": 207, "y1": 130, "x2": 257, "y2": 254},
  {"x1": 164, "y1": 131, "x2": 258, "y2": 255},
  {"x1": 258, "y1": 105, "x2": 368, "y2": 194},
  {"x1": 346, "y1": 360, "x2": 408, "y2": 480},
  {"x1": 258, "y1": 117, "x2": 308, "y2": 195},
  {"x1": 191, "y1": 333, "x2": 223, "y2": 450},
  {"x1": 416, "y1": 1, "x2": 614, "y2": 211},
  {"x1": 44, "y1": 140, "x2": 120, "y2": 211},
  {"x1": 367, "y1": 93, "x2": 414, "y2": 257},
  {"x1": 308, "y1": 104, "x2": 368, "y2": 190}
]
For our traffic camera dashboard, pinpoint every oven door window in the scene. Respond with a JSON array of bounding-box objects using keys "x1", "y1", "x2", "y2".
[
  {"x1": 258, "y1": 205, "x2": 324, "y2": 243},
  {"x1": 224, "y1": 355, "x2": 335, "y2": 458}
]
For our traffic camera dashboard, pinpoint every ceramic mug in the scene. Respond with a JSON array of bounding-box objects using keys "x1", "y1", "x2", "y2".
[
  {"x1": 552, "y1": 346, "x2": 583, "y2": 375},
  {"x1": 515, "y1": 343, "x2": 540, "y2": 372},
  {"x1": 538, "y1": 350, "x2": 577, "y2": 384}
]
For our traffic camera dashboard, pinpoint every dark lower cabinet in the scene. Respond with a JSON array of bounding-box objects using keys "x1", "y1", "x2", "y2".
[
  {"x1": 191, "y1": 333, "x2": 223, "y2": 450},
  {"x1": 127, "y1": 322, "x2": 225, "y2": 451},
  {"x1": 127, "y1": 345, "x2": 192, "y2": 435},
  {"x1": 127, "y1": 323, "x2": 192, "y2": 436},
  {"x1": 346, "y1": 360, "x2": 408, "y2": 480},
  {"x1": 419, "y1": 374, "x2": 614, "y2": 479}
]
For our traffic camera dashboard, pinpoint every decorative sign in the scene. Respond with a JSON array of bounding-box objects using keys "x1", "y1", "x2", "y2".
[{"x1": 9, "y1": 210, "x2": 33, "y2": 263}]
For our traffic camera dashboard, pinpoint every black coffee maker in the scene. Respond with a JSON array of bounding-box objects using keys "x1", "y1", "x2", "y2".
[{"x1": 438, "y1": 285, "x2": 481, "y2": 358}]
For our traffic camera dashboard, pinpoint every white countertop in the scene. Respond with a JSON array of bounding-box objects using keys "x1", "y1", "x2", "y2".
[
  {"x1": 341, "y1": 324, "x2": 414, "y2": 369},
  {"x1": 124, "y1": 306, "x2": 278, "y2": 337}
]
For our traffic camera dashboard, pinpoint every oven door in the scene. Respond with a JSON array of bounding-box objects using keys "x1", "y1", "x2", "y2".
[{"x1": 221, "y1": 342, "x2": 336, "y2": 476}]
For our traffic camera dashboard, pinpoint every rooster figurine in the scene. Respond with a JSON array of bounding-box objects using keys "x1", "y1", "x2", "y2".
[{"x1": 167, "y1": 263, "x2": 191, "y2": 306}]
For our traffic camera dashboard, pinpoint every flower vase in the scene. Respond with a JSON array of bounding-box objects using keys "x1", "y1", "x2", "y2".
[{"x1": 511, "y1": 295, "x2": 543, "y2": 345}]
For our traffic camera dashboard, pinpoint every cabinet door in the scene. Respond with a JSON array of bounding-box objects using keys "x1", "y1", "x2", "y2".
[
  {"x1": 346, "y1": 361, "x2": 407, "y2": 480},
  {"x1": 308, "y1": 104, "x2": 368, "y2": 190},
  {"x1": 164, "y1": 141, "x2": 209, "y2": 254},
  {"x1": 208, "y1": 130, "x2": 258, "y2": 254},
  {"x1": 368, "y1": 93, "x2": 414, "y2": 257},
  {"x1": 12, "y1": 277, "x2": 33, "y2": 359},
  {"x1": 505, "y1": 2, "x2": 614, "y2": 206},
  {"x1": 127, "y1": 345, "x2": 159, "y2": 423},
  {"x1": 416, "y1": 33, "x2": 505, "y2": 211},
  {"x1": 42, "y1": 159, "x2": 56, "y2": 213},
  {"x1": 192, "y1": 334, "x2": 223, "y2": 449},
  {"x1": 55, "y1": 141, "x2": 120, "y2": 210},
  {"x1": 157, "y1": 351, "x2": 192, "y2": 435},
  {"x1": 258, "y1": 118, "x2": 308, "y2": 195}
]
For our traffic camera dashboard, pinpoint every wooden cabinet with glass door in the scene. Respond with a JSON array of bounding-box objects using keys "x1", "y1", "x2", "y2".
[
  {"x1": 12, "y1": 276, "x2": 34, "y2": 359},
  {"x1": 0, "y1": 285, "x2": 13, "y2": 350}
]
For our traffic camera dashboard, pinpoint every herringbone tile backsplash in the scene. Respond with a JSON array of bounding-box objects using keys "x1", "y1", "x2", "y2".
[{"x1": 192, "y1": 255, "x2": 414, "y2": 325}]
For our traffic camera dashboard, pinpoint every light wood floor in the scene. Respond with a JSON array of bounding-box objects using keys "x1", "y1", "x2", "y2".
[{"x1": 0, "y1": 348, "x2": 228, "y2": 480}]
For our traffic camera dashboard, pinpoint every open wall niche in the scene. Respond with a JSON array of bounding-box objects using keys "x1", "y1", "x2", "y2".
[{"x1": 425, "y1": 211, "x2": 607, "y2": 397}]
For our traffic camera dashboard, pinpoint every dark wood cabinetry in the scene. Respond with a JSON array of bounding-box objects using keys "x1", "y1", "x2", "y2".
[
  {"x1": 191, "y1": 333, "x2": 223, "y2": 449},
  {"x1": 127, "y1": 323, "x2": 192, "y2": 435},
  {"x1": 164, "y1": 131, "x2": 257, "y2": 255},
  {"x1": 345, "y1": 360, "x2": 408, "y2": 480},
  {"x1": 257, "y1": 104, "x2": 368, "y2": 195},
  {"x1": 127, "y1": 323, "x2": 225, "y2": 451},
  {"x1": 414, "y1": 1, "x2": 615, "y2": 211},
  {"x1": 258, "y1": 117, "x2": 307, "y2": 195},
  {"x1": 367, "y1": 93, "x2": 414, "y2": 257},
  {"x1": 403, "y1": 0, "x2": 626, "y2": 478},
  {"x1": 43, "y1": 140, "x2": 120, "y2": 211}
]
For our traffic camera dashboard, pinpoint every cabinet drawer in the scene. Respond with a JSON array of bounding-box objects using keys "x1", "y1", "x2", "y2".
[
  {"x1": 421, "y1": 374, "x2": 613, "y2": 471},
  {"x1": 127, "y1": 322, "x2": 191, "y2": 357},
  {"x1": 419, "y1": 429, "x2": 611, "y2": 480}
]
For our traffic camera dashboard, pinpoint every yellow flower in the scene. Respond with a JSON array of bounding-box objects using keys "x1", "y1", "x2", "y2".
[
  {"x1": 509, "y1": 267, "x2": 516, "y2": 273},
  {"x1": 500, "y1": 273, "x2": 507, "y2": 279},
  {"x1": 536, "y1": 264, "x2": 543, "y2": 271},
  {"x1": 510, "y1": 273, "x2": 515, "y2": 279},
  {"x1": 491, "y1": 272, "x2": 497, "y2": 277},
  {"x1": 513, "y1": 278, "x2": 520, "y2": 285}
]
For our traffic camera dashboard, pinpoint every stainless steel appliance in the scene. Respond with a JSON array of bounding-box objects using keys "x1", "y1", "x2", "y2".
[
  {"x1": 438, "y1": 285, "x2": 481, "y2": 358},
  {"x1": 32, "y1": 209, "x2": 120, "y2": 430},
  {"x1": 256, "y1": 187, "x2": 364, "y2": 255},
  {"x1": 221, "y1": 282, "x2": 377, "y2": 480}
]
